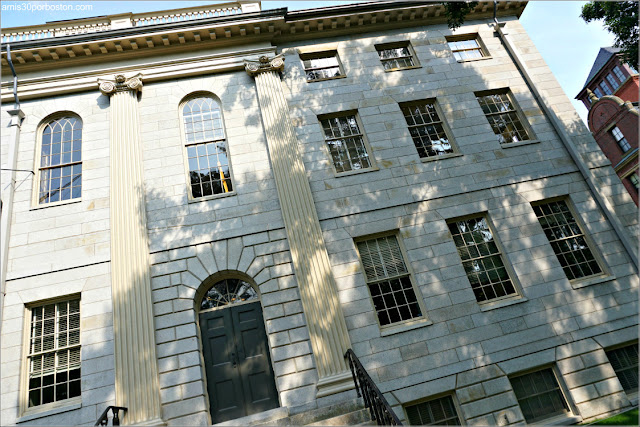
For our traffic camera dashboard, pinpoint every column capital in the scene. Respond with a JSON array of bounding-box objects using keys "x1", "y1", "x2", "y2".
[
  {"x1": 244, "y1": 54, "x2": 285, "y2": 77},
  {"x1": 98, "y1": 73, "x2": 143, "y2": 95}
]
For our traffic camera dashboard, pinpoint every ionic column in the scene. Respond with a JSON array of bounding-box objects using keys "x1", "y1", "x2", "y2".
[
  {"x1": 99, "y1": 74, "x2": 163, "y2": 425},
  {"x1": 245, "y1": 56, "x2": 353, "y2": 398}
]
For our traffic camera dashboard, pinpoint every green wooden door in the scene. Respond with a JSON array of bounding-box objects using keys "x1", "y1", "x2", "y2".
[{"x1": 200, "y1": 301, "x2": 279, "y2": 424}]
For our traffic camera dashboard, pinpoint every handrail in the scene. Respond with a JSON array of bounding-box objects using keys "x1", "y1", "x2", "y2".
[
  {"x1": 95, "y1": 406, "x2": 127, "y2": 426},
  {"x1": 345, "y1": 349, "x2": 402, "y2": 426}
]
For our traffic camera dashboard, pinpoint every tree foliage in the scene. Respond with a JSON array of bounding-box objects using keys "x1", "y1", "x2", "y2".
[
  {"x1": 444, "y1": 1, "x2": 478, "y2": 30},
  {"x1": 581, "y1": 1, "x2": 639, "y2": 70}
]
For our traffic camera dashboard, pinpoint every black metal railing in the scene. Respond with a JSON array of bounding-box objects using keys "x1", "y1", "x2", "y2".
[
  {"x1": 345, "y1": 349, "x2": 402, "y2": 426},
  {"x1": 95, "y1": 406, "x2": 127, "y2": 426}
]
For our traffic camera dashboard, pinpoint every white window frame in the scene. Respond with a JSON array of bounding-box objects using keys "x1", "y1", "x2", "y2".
[
  {"x1": 446, "y1": 33, "x2": 491, "y2": 62},
  {"x1": 354, "y1": 232, "x2": 430, "y2": 332},
  {"x1": 531, "y1": 197, "x2": 611, "y2": 289},
  {"x1": 318, "y1": 111, "x2": 377, "y2": 177},
  {"x1": 447, "y1": 213, "x2": 524, "y2": 307},
  {"x1": 31, "y1": 113, "x2": 83, "y2": 209},
  {"x1": 300, "y1": 50, "x2": 346, "y2": 82},
  {"x1": 399, "y1": 99, "x2": 460, "y2": 162},
  {"x1": 475, "y1": 89, "x2": 535, "y2": 146},
  {"x1": 20, "y1": 295, "x2": 82, "y2": 417},
  {"x1": 179, "y1": 92, "x2": 236, "y2": 203},
  {"x1": 374, "y1": 41, "x2": 420, "y2": 71}
]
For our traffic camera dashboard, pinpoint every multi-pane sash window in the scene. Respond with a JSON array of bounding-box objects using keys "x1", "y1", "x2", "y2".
[
  {"x1": 613, "y1": 65, "x2": 625, "y2": 82},
  {"x1": 448, "y1": 216, "x2": 517, "y2": 303},
  {"x1": 400, "y1": 101, "x2": 455, "y2": 158},
  {"x1": 27, "y1": 299, "x2": 81, "y2": 408},
  {"x1": 39, "y1": 117, "x2": 82, "y2": 204},
  {"x1": 594, "y1": 87, "x2": 604, "y2": 98},
  {"x1": 629, "y1": 172, "x2": 639, "y2": 189},
  {"x1": 447, "y1": 36, "x2": 486, "y2": 61},
  {"x1": 375, "y1": 42, "x2": 416, "y2": 70},
  {"x1": 599, "y1": 80, "x2": 613, "y2": 95},
  {"x1": 183, "y1": 97, "x2": 233, "y2": 198},
  {"x1": 510, "y1": 368, "x2": 570, "y2": 423},
  {"x1": 356, "y1": 235, "x2": 422, "y2": 326},
  {"x1": 301, "y1": 51, "x2": 344, "y2": 81},
  {"x1": 611, "y1": 126, "x2": 631, "y2": 152},
  {"x1": 405, "y1": 396, "x2": 461, "y2": 425},
  {"x1": 476, "y1": 91, "x2": 531, "y2": 144},
  {"x1": 533, "y1": 200, "x2": 602, "y2": 281},
  {"x1": 605, "y1": 345, "x2": 639, "y2": 394},
  {"x1": 606, "y1": 73, "x2": 620, "y2": 90},
  {"x1": 320, "y1": 114, "x2": 372, "y2": 173}
]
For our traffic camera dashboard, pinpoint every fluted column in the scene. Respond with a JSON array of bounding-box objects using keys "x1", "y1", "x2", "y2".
[
  {"x1": 245, "y1": 56, "x2": 353, "y2": 398},
  {"x1": 99, "y1": 74, "x2": 163, "y2": 425}
]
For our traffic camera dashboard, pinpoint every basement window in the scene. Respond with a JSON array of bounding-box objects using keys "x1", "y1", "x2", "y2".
[{"x1": 405, "y1": 395, "x2": 462, "y2": 425}]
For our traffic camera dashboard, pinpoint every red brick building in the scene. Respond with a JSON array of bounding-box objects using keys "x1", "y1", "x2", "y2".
[{"x1": 576, "y1": 47, "x2": 639, "y2": 205}]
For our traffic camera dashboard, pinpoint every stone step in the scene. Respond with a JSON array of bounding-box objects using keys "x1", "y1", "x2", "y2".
[
  {"x1": 214, "y1": 407, "x2": 289, "y2": 426},
  {"x1": 254, "y1": 398, "x2": 366, "y2": 426},
  {"x1": 306, "y1": 408, "x2": 372, "y2": 426}
]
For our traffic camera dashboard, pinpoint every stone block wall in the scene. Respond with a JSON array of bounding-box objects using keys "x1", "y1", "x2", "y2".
[
  {"x1": 1, "y1": 92, "x2": 114, "y2": 426},
  {"x1": 148, "y1": 230, "x2": 317, "y2": 425},
  {"x1": 278, "y1": 16, "x2": 638, "y2": 425},
  {"x1": 0, "y1": 264, "x2": 115, "y2": 426}
]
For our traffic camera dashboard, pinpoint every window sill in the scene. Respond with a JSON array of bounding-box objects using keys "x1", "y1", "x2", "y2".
[
  {"x1": 334, "y1": 167, "x2": 379, "y2": 178},
  {"x1": 188, "y1": 191, "x2": 236, "y2": 204},
  {"x1": 380, "y1": 318, "x2": 432, "y2": 337},
  {"x1": 456, "y1": 55, "x2": 493, "y2": 63},
  {"x1": 531, "y1": 414, "x2": 582, "y2": 426},
  {"x1": 500, "y1": 139, "x2": 540, "y2": 149},
  {"x1": 420, "y1": 152, "x2": 463, "y2": 163},
  {"x1": 383, "y1": 65, "x2": 422, "y2": 72},
  {"x1": 306, "y1": 75, "x2": 347, "y2": 83},
  {"x1": 479, "y1": 296, "x2": 528, "y2": 312},
  {"x1": 570, "y1": 274, "x2": 616, "y2": 290},
  {"x1": 18, "y1": 399, "x2": 82, "y2": 423},
  {"x1": 30, "y1": 198, "x2": 82, "y2": 210}
]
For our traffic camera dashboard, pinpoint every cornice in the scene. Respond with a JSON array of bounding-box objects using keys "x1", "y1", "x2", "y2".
[
  {"x1": 1, "y1": 1, "x2": 526, "y2": 72},
  {"x1": 0, "y1": 46, "x2": 276, "y2": 102}
]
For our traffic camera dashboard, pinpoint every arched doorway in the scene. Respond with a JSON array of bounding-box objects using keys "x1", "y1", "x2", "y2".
[{"x1": 198, "y1": 277, "x2": 279, "y2": 424}]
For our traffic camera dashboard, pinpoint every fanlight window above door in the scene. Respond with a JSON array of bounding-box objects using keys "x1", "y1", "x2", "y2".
[{"x1": 200, "y1": 278, "x2": 258, "y2": 311}]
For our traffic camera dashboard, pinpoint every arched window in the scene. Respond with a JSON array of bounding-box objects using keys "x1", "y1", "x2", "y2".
[
  {"x1": 200, "y1": 278, "x2": 258, "y2": 311},
  {"x1": 182, "y1": 96, "x2": 233, "y2": 199},
  {"x1": 38, "y1": 116, "x2": 82, "y2": 204}
]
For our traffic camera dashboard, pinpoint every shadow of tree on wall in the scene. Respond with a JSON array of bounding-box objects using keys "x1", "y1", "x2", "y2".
[{"x1": 82, "y1": 14, "x2": 640, "y2": 425}]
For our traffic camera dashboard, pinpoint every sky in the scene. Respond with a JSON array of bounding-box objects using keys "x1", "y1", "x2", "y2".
[{"x1": 0, "y1": 1, "x2": 616, "y2": 124}]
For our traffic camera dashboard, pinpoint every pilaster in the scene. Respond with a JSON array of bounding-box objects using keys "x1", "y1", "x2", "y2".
[
  {"x1": 99, "y1": 74, "x2": 164, "y2": 425},
  {"x1": 245, "y1": 55, "x2": 353, "y2": 398}
]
